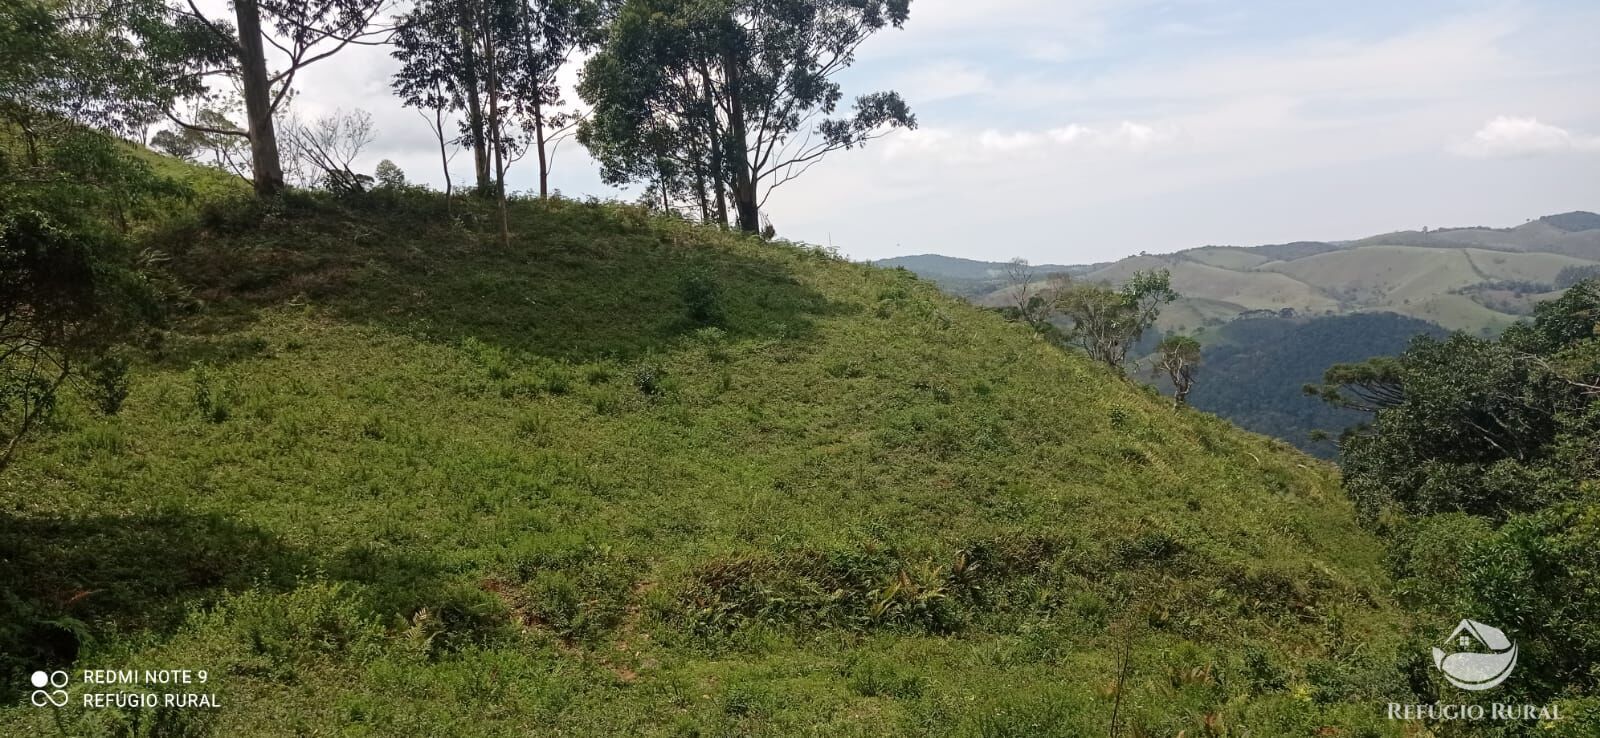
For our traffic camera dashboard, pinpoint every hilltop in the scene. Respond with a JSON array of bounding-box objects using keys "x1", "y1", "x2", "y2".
[{"x1": 1, "y1": 167, "x2": 1410, "y2": 734}]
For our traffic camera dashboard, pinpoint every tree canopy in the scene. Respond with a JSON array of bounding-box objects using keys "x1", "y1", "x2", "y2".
[
  {"x1": 1322, "y1": 281, "x2": 1600, "y2": 701},
  {"x1": 578, "y1": 0, "x2": 916, "y2": 231},
  {"x1": 1054, "y1": 270, "x2": 1177, "y2": 372}
]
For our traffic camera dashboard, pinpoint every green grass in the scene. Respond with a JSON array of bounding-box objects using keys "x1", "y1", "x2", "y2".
[{"x1": 1, "y1": 187, "x2": 1412, "y2": 735}]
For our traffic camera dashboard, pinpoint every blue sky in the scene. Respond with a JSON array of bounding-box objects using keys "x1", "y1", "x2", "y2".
[{"x1": 278, "y1": 0, "x2": 1600, "y2": 263}]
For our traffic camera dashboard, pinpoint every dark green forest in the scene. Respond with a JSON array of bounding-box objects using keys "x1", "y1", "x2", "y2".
[{"x1": 1186, "y1": 313, "x2": 1448, "y2": 458}]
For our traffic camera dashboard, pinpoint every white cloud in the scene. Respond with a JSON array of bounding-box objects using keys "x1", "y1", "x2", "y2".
[
  {"x1": 882, "y1": 121, "x2": 1178, "y2": 163},
  {"x1": 977, "y1": 129, "x2": 1044, "y2": 152},
  {"x1": 1452, "y1": 116, "x2": 1600, "y2": 158},
  {"x1": 1021, "y1": 40, "x2": 1088, "y2": 64},
  {"x1": 893, "y1": 60, "x2": 992, "y2": 103}
]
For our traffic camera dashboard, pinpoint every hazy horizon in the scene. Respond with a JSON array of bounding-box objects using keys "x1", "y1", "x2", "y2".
[{"x1": 868, "y1": 206, "x2": 1598, "y2": 265}]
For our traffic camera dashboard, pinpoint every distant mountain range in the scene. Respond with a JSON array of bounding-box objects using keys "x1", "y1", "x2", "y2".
[
  {"x1": 880, "y1": 211, "x2": 1600, "y2": 336},
  {"x1": 881, "y1": 211, "x2": 1600, "y2": 452}
]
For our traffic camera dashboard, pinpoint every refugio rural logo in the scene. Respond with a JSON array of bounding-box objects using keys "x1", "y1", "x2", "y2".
[
  {"x1": 1386, "y1": 618, "x2": 1562, "y2": 723},
  {"x1": 1433, "y1": 619, "x2": 1517, "y2": 691}
]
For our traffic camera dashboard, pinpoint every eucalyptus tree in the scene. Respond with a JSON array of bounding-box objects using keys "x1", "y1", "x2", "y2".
[
  {"x1": 170, "y1": 0, "x2": 395, "y2": 197},
  {"x1": 507, "y1": 0, "x2": 597, "y2": 198},
  {"x1": 392, "y1": 0, "x2": 493, "y2": 195},
  {"x1": 578, "y1": 0, "x2": 916, "y2": 232},
  {"x1": 1055, "y1": 271, "x2": 1178, "y2": 373},
  {"x1": 394, "y1": 0, "x2": 597, "y2": 202}
]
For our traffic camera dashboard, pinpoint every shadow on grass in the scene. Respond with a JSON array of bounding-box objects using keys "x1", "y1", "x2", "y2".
[
  {"x1": 0, "y1": 510, "x2": 449, "y2": 703},
  {"x1": 159, "y1": 193, "x2": 846, "y2": 363}
]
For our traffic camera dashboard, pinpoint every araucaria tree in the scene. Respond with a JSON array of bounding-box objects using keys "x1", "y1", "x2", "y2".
[
  {"x1": 1312, "y1": 282, "x2": 1600, "y2": 701},
  {"x1": 578, "y1": 0, "x2": 916, "y2": 232}
]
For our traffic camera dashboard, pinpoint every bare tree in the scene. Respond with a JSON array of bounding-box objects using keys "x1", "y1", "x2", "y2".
[
  {"x1": 1152, "y1": 335, "x2": 1202, "y2": 407},
  {"x1": 418, "y1": 105, "x2": 459, "y2": 213},
  {"x1": 1002, "y1": 258, "x2": 1068, "y2": 331},
  {"x1": 281, "y1": 108, "x2": 376, "y2": 193},
  {"x1": 528, "y1": 110, "x2": 582, "y2": 198}
]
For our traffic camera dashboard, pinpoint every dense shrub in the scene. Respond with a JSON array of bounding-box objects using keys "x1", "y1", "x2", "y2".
[{"x1": 678, "y1": 267, "x2": 725, "y2": 326}]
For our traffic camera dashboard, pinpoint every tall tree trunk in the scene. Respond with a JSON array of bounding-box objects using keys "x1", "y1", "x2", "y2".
[
  {"x1": 481, "y1": 6, "x2": 509, "y2": 247},
  {"x1": 657, "y1": 159, "x2": 669, "y2": 211},
  {"x1": 235, "y1": 0, "x2": 285, "y2": 197},
  {"x1": 517, "y1": 7, "x2": 551, "y2": 199},
  {"x1": 699, "y1": 62, "x2": 728, "y2": 227},
  {"x1": 693, "y1": 159, "x2": 709, "y2": 222},
  {"x1": 721, "y1": 51, "x2": 759, "y2": 233},
  {"x1": 533, "y1": 97, "x2": 548, "y2": 199},
  {"x1": 458, "y1": 6, "x2": 491, "y2": 196},
  {"x1": 435, "y1": 105, "x2": 453, "y2": 216}
]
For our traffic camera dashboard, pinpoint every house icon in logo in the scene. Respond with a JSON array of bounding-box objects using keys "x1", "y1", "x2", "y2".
[{"x1": 1432, "y1": 619, "x2": 1517, "y2": 691}]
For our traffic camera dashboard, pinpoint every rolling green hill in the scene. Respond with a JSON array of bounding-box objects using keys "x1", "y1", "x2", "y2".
[
  {"x1": 890, "y1": 211, "x2": 1600, "y2": 338},
  {"x1": 0, "y1": 182, "x2": 1412, "y2": 734},
  {"x1": 1357, "y1": 212, "x2": 1600, "y2": 259},
  {"x1": 1084, "y1": 256, "x2": 1341, "y2": 315}
]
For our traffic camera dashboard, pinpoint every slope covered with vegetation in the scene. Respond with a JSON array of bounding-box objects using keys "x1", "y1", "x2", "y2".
[{"x1": 0, "y1": 168, "x2": 1420, "y2": 735}]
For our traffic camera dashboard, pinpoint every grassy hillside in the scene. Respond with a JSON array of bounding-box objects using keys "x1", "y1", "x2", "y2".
[
  {"x1": 1357, "y1": 213, "x2": 1600, "y2": 259},
  {"x1": 1085, "y1": 256, "x2": 1340, "y2": 314},
  {"x1": 0, "y1": 186, "x2": 1411, "y2": 735},
  {"x1": 1254, "y1": 245, "x2": 1592, "y2": 331},
  {"x1": 1180, "y1": 246, "x2": 1273, "y2": 271},
  {"x1": 872, "y1": 255, "x2": 1092, "y2": 298}
]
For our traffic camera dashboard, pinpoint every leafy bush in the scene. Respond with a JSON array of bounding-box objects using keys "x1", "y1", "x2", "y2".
[
  {"x1": 190, "y1": 363, "x2": 234, "y2": 423},
  {"x1": 2, "y1": 206, "x2": 157, "y2": 468},
  {"x1": 82, "y1": 354, "x2": 132, "y2": 415},
  {"x1": 678, "y1": 267, "x2": 725, "y2": 326}
]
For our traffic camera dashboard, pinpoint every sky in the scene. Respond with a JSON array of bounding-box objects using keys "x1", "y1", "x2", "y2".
[{"x1": 239, "y1": 0, "x2": 1600, "y2": 264}]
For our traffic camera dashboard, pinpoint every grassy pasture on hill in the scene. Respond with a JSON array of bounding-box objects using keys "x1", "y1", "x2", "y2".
[
  {"x1": 0, "y1": 187, "x2": 1420, "y2": 735},
  {"x1": 1085, "y1": 257, "x2": 1340, "y2": 315}
]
